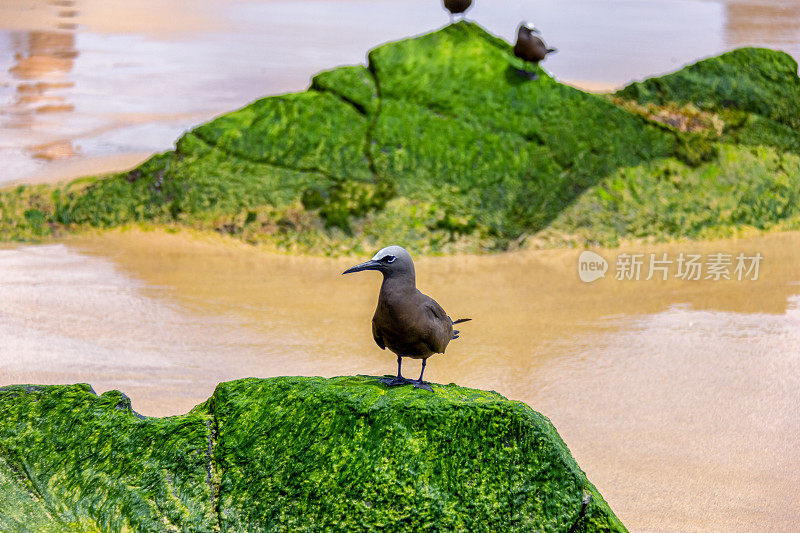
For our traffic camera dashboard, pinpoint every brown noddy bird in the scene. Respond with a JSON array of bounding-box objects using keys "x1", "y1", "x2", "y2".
[
  {"x1": 443, "y1": 0, "x2": 472, "y2": 23},
  {"x1": 513, "y1": 22, "x2": 557, "y2": 80},
  {"x1": 342, "y1": 245, "x2": 470, "y2": 392}
]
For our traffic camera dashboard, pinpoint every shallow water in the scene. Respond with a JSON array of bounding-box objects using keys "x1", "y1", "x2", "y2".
[
  {"x1": 1, "y1": 229, "x2": 798, "y2": 531},
  {"x1": 1, "y1": 0, "x2": 799, "y2": 184}
]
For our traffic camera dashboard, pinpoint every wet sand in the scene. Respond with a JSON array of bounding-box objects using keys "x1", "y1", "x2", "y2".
[
  {"x1": 1, "y1": 228, "x2": 799, "y2": 531},
  {"x1": 2, "y1": 0, "x2": 800, "y2": 185}
]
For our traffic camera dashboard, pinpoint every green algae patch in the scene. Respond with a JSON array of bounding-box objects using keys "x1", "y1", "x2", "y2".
[
  {"x1": 0, "y1": 377, "x2": 626, "y2": 532},
  {"x1": 0, "y1": 184, "x2": 63, "y2": 243},
  {"x1": 1, "y1": 26, "x2": 798, "y2": 251},
  {"x1": 541, "y1": 144, "x2": 800, "y2": 246},
  {"x1": 617, "y1": 47, "x2": 800, "y2": 129},
  {"x1": 614, "y1": 47, "x2": 800, "y2": 157},
  {"x1": 366, "y1": 23, "x2": 674, "y2": 247},
  {"x1": 186, "y1": 91, "x2": 374, "y2": 182},
  {"x1": 0, "y1": 384, "x2": 216, "y2": 532},
  {"x1": 311, "y1": 65, "x2": 379, "y2": 116}
]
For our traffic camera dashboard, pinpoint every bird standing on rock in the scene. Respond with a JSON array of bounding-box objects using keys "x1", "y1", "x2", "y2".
[
  {"x1": 342, "y1": 245, "x2": 470, "y2": 392},
  {"x1": 443, "y1": 0, "x2": 472, "y2": 23},
  {"x1": 513, "y1": 22, "x2": 557, "y2": 80}
]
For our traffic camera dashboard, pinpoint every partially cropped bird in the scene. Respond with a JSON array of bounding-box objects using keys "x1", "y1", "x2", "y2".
[
  {"x1": 342, "y1": 245, "x2": 470, "y2": 392},
  {"x1": 443, "y1": 0, "x2": 472, "y2": 23},
  {"x1": 513, "y1": 22, "x2": 557, "y2": 80}
]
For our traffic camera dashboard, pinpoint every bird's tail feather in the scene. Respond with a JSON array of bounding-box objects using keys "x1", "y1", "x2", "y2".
[{"x1": 452, "y1": 318, "x2": 471, "y2": 339}]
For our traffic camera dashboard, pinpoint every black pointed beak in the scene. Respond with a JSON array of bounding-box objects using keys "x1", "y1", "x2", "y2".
[{"x1": 342, "y1": 259, "x2": 381, "y2": 275}]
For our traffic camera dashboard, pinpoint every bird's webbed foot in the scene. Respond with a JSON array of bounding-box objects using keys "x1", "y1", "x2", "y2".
[
  {"x1": 413, "y1": 380, "x2": 434, "y2": 392},
  {"x1": 514, "y1": 67, "x2": 539, "y2": 80},
  {"x1": 380, "y1": 376, "x2": 411, "y2": 387}
]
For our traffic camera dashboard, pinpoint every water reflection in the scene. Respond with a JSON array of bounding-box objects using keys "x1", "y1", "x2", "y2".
[
  {"x1": 2, "y1": 0, "x2": 80, "y2": 165},
  {"x1": 55, "y1": 0, "x2": 80, "y2": 31},
  {"x1": 6, "y1": 24, "x2": 78, "y2": 160},
  {"x1": 724, "y1": 0, "x2": 800, "y2": 52},
  {"x1": 8, "y1": 31, "x2": 76, "y2": 117}
]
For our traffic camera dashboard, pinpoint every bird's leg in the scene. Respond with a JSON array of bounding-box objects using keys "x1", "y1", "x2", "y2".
[
  {"x1": 413, "y1": 359, "x2": 434, "y2": 392},
  {"x1": 380, "y1": 356, "x2": 411, "y2": 387},
  {"x1": 515, "y1": 65, "x2": 539, "y2": 80}
]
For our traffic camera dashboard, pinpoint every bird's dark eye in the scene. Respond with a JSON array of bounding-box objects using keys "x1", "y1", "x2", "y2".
[{"x1": 382, "y1": 255, "x2": 396, "y2": 263}]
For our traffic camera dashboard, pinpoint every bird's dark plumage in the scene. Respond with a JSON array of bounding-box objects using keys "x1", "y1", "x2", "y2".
[
  {"x1": 343, "y1": 245, "x2": 469, "y2": 391},
  {"x1": 443, "y1": 0, "x2": 472, "y2": 22},
  {"x1": 513, "y1": 22, "x2": 556, "y2": 80}
]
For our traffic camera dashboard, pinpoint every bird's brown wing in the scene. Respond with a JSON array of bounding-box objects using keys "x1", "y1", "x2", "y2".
[
  {"x1": 531, "y1": 36, "x2": 550, "y2": 61},
  {"x1": 371, "y1": 319, "x2": 386, "y2": 350},
  {"x1": 421, "y1": 295, "x2": 454, "y2": 354},
  {"x1": 424, "y1": 297, "x2": 447, "y2": 320}
]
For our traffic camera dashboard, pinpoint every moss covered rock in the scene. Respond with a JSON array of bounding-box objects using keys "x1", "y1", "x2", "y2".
[
  {"x1": 617, "y1": 47, "x2": 800, "y2": 130},
  {"x1": 0, "y1": 377, "x2": 626, "y2": 532},
  {"x1": 0, "y1": 384, "x2": 215, "y2": 532},
  {"x1": 542, "y1": 144, "x2": 800, "y2": 246},
  {"x1": 1, "y1": 26, "x2": 798, "y2": 251},
  {"x1": 533, "y1": 49, "x2": 800, "y2": 246},
  {"x1": 614, "y1": 48, "x2": 800, "y2": 158}
]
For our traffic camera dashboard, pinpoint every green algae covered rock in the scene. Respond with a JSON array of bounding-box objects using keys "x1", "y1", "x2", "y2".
[
  {"x1": 615, "y1": 47, "x2": 800, "y2": 160},
  {"x1": 1, "y1": 25, "x2": 798, "y2": 250},
  {"x1": 617, "y1": 47, "x2": 800, "y2": 130},
  {"x1": 533, "y1": 48, "x2": 800, "y2": 246},
  {"x1": 0, "y1": 384, "x2": 215, "y2": 532},
  {"x1": 544, "y1": 144, "x2": 800, "y2": 246},
  {"x1": 0, "y1": 377, "x2": 627, "y2": 532},
  {"x1": 2, "y1": 22, "x2": 672, "y2": 252}
]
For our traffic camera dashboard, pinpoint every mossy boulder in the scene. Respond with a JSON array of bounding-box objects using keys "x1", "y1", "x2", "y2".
[
  {"x1": 1, "y1": 25, "x2": 798, "y2": 250},
  {"x1": 534, "y1": 48, "x2": 800, "y2": 246},
  {"x1": 0, "y1": 384, "x2": 214, "y2": 532},
  {"x1": 543, "y1": 144, "x2": 800, "y2": 246},
  {"x1": 617, "y1": 47, "x2": 800, "y2": 130},
  {"x1": 0, "y1": 377, "x2": 626, "y2": 532},
  {"x1": 615, "y1": 47, "x2": 800, "y2": 158}
]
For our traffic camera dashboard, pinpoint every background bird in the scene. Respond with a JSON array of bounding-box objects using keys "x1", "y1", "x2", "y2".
[
  {"x1": 443, "y1": 0, "x2": 472, "y2": 23},
  {"x1": 342, "y1": 245, "x2": 470, "y2": 392},
  {"x1": 513, "y1": 22, "x2": 557, "y2": 80}
]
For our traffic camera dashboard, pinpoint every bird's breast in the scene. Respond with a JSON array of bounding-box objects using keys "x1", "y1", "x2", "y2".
[{"x1": 373, "y1": 299, "x2": 434, "y2": 357}]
